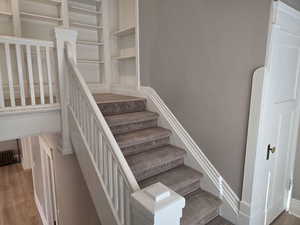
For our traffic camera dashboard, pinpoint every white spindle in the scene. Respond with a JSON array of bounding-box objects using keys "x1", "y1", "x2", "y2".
[
  {"x1": 0, "y1": 60, "x2": 4, "y2": 108},
  {"x1": 108, "y1": 150, "x2": 113, "y2": 197},
  {"x1": 26, "y1": 45, "x2": 35, "y2": 105},
  {"x1": 119, "y1": 177, "x2": 125, "y2": 225},
  {"x1": 36, "y1": 46, "x2": 45, "y2": 104},
  {"x1": 45, "y1": 47, "x2": 54, "y2": 104},
  {"x1": 103, "y1": 144, "x2": 108, "y2": 186},
  {"x1": 15, "y1": 44, "x2": 26, "y2": 106},
  {"x1": 4, "y1": 44, "x2": 15, "y2": 107},
  {"x1": 98, "y1": 132, "x2": 103, "y2": 175},
  {"x1": 113, "y1": 162, "x2": 119, "y2": 210},
  {"x1": 125, "y1": 187, "x2": 131, "y2": 225}
]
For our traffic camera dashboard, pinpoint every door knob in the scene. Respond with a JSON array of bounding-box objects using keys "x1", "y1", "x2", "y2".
[{"x1": 266, "y1": 144, "x2": 276, "y2": 160}]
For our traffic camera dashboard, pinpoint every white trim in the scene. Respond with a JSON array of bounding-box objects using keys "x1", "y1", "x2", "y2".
[
  {"x1": 34, "y1": 192, "x2": 48, "y2": 225},
  {"x1": 289, "y1": 199, "x2": 300, "y2": 218},
  {"x1": 139, "y1": 86, "x2": 240, "y2": 215}
]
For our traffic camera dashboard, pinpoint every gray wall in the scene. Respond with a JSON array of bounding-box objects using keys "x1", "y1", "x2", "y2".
[{"x1": 140, "y1": 0, "x2": 272, "y2": 197}]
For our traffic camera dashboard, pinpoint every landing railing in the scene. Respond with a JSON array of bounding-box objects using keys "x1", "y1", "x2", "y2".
[{"x1": 0, "y1": 35, "x2": 58, "y2": 112}]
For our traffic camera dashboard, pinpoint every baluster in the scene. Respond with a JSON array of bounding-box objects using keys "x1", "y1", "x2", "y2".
[
  {"x1": 94, "y1": 123, "x2": 98, "y2": 161},
  {"x1": 0, "y1": 54, "x2": 4, "y2": 108},
  {"x1": 26, "y1": 45, "x2": 35, "y2": 105},
  {"x1": 15, "y1": 44, "x2": 26, "y2": 106},
  {"x1": 45, "y1": 47, "x2": 54, "y2": 104},
  {"x1": 113, "y1": 162, "x2": 119, "y2": 211},
  {"x1": 36, "y1": 46, "x2": 45, "y2": 104},
  {"x1": 4, "y1": 44, "x2": 15, "y2": 107},
  {"x1": 108, "y1": 150, "x2": 113, "y2": 197},
  {"x1": 124, "y1": 187, "x2": 131, "y2": 225},
  {"x1": 90, "y1": 115, "x2": 94, "y2": 154},
  {"x1": 103, "y1": 143, "x2": 108, "y2": 186},
  {"x1": 98, "y1": 132, "x2": 103, "y2": 175},
  {"x1": 119, "y1": 177, "x2": 125, "y2": 225}
]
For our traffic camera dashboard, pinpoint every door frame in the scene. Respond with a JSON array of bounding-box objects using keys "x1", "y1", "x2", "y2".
[{"x1": 239, "y1": 1, "x2": 300, "y2": 225}]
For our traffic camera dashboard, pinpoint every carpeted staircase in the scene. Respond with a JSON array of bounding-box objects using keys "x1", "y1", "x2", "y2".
[{"x1": 95, "y1": 93, "x2": 233, "y2": 225}]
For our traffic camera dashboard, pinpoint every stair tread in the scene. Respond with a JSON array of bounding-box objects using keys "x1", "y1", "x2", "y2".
[
  {"x1": 139, "y1": 165, "x2": 203, "y2": 197},
  {"x1": 94, "y1": 93, "x2": 145, "y2": 104},
  {"x1": 105, "y1": 111, "x2": 159, "y2": 127},
  {"x1": 115, "y1": 127, "x2": 172, "y2": 149},
  {"x1": 205, "y1": 216, "x2": 233, "y2": 225},
  {"x1": 181, "y1": 189, "x2": 222, "y2": 225},
  {"x1": 126, "y1": 145, "x2": 186, "y2": 181}
]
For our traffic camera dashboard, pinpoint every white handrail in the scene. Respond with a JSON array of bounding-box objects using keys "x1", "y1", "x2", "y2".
[
  {"x1": 0, "y1": 35, "x2": 54, "y2": 47},
  {"x1": 65, "y1": 42, "x2": 139, "y2": 225}
]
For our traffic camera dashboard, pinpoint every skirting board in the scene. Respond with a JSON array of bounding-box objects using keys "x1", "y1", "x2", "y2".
[
  {"x1": 139, "y1": 86, "x2": 240, "y2": 223},
  {"x1": 34, "y1": 192, "x2": 48, "y2": 225},
  {"x1": 289, "y1": 198, "x2": 300, "y2": 218}
]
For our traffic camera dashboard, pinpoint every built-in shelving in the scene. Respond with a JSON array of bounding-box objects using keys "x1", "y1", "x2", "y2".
[
  {"x1": 0, "y1": 11, "x2": 12, "y2": 17},
  {"x1": 71, "y1": 21, "x2": 103, "y2": 30},
  {"x1": 113, "y1": 54, "x2": 136, "y2": 60},
  {"x1": 69, "y1": 5, "x2": 102, "y2": 15},
  {"x1": 20, "y1": 12, "x2": 63, "y2": 23},
  {"x1": 77, "y1": 40, "x2": 104, "y2": 46},
  {"x1": 77, "y1": 59, "x2": 104, "y2": 64},
  {"x1": 23, "y1": 0, "x2": 62, "y2": 5},
  {"x1": 113, "y1": 26, "x2": 135, "y2": 37}
]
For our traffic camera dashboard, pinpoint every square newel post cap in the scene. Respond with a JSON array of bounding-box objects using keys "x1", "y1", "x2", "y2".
[{"x1": 131, "y1": 182, "x2": 185, "y2": 225}]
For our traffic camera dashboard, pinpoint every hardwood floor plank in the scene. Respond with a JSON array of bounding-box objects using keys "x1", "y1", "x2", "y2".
[{"x1": 0, "y1": 164, "x2": 42, "y2": 225}]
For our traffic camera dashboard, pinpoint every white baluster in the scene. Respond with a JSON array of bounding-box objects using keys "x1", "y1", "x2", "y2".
[
  {"x1": 0, "y1": 56, "x2": 4, "y2": 108},
  {"x1": 98, "y1": 132, "x2": 103, "y2": 175},
  {"x1": 103, "y1": 143, "x2": 108, "y2": 186},
  {"x1": 113, "y1": 162, "x2": 119, "y2": 211},
  {"x1": 36, "y1": 46, "x2": 45, "y2": 104},
  {"x1": 119, "y1": 177, "x2": 125, "y2": 225},
  {"x1": 26, "y1": 45, "x2": 35, "y2": 105},
  {"x1": 45, "y1": 47, "x2": 54, "y2": 104},
  {"x1": 125, "y1": 187, "x2": 131, "y2": 225},
  {"x1": 4, "y1": 44, "x2": 15, "y2": 107},
  {"x1": 15, "y1": 44, "x2": 26, "y2": 106}
]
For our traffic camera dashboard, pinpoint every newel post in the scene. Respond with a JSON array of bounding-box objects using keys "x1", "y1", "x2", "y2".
[
  {"x1": 131, "y1": 183, "x2": 185, "y2": 225},
  {"x1": 54, "y1": 27, "x2": 78, "y2": 154}
]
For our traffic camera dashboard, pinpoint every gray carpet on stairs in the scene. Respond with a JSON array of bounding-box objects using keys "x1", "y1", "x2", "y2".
[{"x1": 96, "y1": 93, "x2": 231, "y2": 225}]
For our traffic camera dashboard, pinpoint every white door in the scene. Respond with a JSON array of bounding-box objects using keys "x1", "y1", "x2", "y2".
[
  {"x1": 265, "y1": 24, "x2": 300, "y2": 223},
  {"x1": 240, "y1": 2, "x2": 300, "y2": 225}
]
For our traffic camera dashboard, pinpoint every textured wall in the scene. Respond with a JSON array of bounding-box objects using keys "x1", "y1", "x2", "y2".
[{"x1": 140, "y1": 0, "x2": 272, "y2": 197}]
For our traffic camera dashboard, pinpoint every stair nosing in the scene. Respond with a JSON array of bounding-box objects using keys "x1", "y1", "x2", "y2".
[
  {"x1": 106, "y1": 111, "x2": 159, "y2": 127},
  {"x1": 116, "y1": 127, "x2": 172, "y2": 149}
]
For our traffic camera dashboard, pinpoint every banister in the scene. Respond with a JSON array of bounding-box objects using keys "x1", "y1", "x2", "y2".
[
  {"x1": 0, "y1": 35, "x2": 54, "y2": 47},
  {"x1": 66, "y1": 50, "x2": 140, "y2": 191}
]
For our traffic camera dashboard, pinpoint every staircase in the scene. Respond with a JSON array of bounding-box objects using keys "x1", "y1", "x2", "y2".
[{"x1": 95, "y1": 93, "x2": 233, "y2": 225}]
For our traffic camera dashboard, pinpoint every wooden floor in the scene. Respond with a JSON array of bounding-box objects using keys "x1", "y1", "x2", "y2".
[
  {"x1": 0, "y1": 164, "x2": 42, "y2": 225},
  {"x1": 271, "y1": 212, "x2": 300, "y2": 225}
]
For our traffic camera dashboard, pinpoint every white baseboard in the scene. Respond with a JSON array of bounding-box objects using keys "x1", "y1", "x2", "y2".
[
  {"x1": 289, "y1": 198, "x2": 300, "y2": 218},
  {"x1": 139, "y1": 86, "x2": 240, "y2": 223},
  {"x1": 34, "y1": 192, "x2": 48, "y2": 225}
]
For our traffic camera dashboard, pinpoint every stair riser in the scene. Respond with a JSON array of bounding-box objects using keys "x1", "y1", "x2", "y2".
[
  {"x1": 177, "y1": 181, "x2": 202, "y2": 197},
  {"x1": 110, "y1": 119, "x2": 158, "y2": 135},
  {"x1": 134, "y1": 158, "x2": 184, "y2": 181},
  {"x1": 199, "y1": 209, "x2": 219, "y2": 225},
  {"x1": 98, "y1": 100, "x2": 146, "y2": 116},
  {"x1": 122, "y1": 137, "x2": 170, "y2": 156}
]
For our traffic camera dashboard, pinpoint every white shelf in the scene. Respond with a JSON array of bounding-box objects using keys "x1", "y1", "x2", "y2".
[
  {"x1": 24, "y1": 0, "x2": 62, "y2": 5},
  {"x1": 21, "y1": 12, "x2": 62, "y2": 23},
  {"x1": 71, "y1": 21, "x2": 103, "y2": 30},
  {"x1": 113, "y1": 26, "x2": 135, "y2": 37},
  {"x1": 0, "y1": 11, "x2": 12, "y2": 17},
  {"x1": 113, "y1": 54, "x2": 136, "y2": 60},
  {"x1": 69, "y1": 5, "x2": 102, "y2": 15},
  {"x1": 77, "y1": 40, "x2": 104, "y2": 46},
  {"x1": 77, "y1": 59, "x2": 104, "y2": 64}
]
